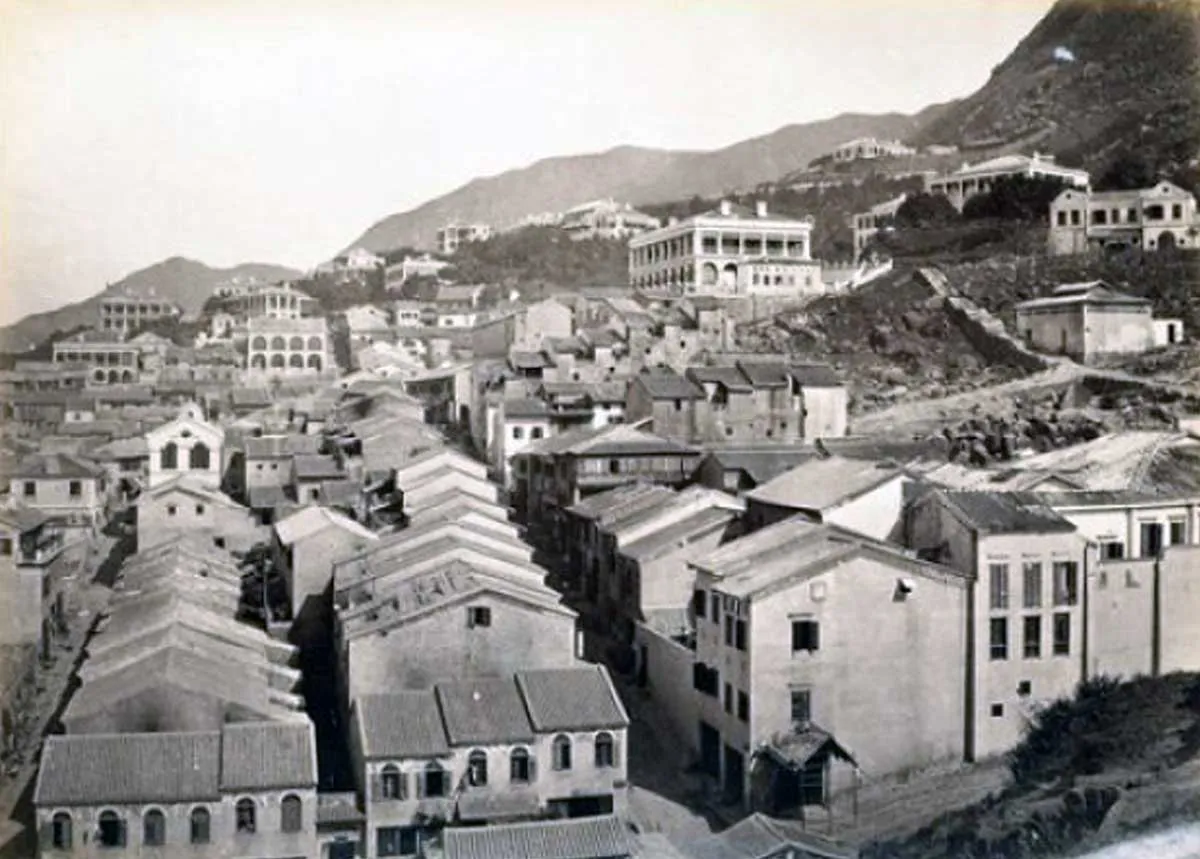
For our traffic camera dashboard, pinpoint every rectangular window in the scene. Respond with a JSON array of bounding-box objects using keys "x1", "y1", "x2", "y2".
[
  {"x1": 378, "y1": 826, "x2": 419, "y2": 857},
  {"x1": 1173, "y1": 204, "x2": 1183, "y2": 220},
  {"x1": 989, "y1": 563, "x2": 1009, "y2": 610},
  {"x1": 466, "y1": 606, "x2": 492, "y2": 628},
  {"x1": 723, "y1": 683, "x2": 733, "y2": 714},
  {"x1": 736, "y1": 691, "x2": 749, "y2": 722},
  {"x1": 0, "y1": 538, "x2": 11, "y2": 557},
  {"x1": 734, "y1": 619, "x2": 746, "y2": 651},
  {"x1": 791, "y1": 620, "x2": 820, "y2": 653},
  {"x1": 1022, "y1": 562, "x2": 1042, "y2": 609},
  {"x1": 710, "y1": 593, "x2": 719, "y2": 621},
  {"x1": 1023, "y1": 615, "x2": 1041, "y2": 659},
  {"x1": 990, "y1": 617, "x2": 1008, "y2": 660},
  {"x1": 1052, "y1": 562, "x2": 1079, "y2": 606},
  {"x1": 1056, "y1": 211, "x2": 1067, "y2": 226},
  {"x1": 512, "y1": 427, "x2": 524, "y2": 440},
  {"x1": 693, "y1": 589, "x2": 707, "y2": 618},
  {"x1": 1140, "y1": 522, "x2": 1164, "y2": 558},
  {"x1": 195, "y1": 504, "x2": 205, "y2": 515},
  {"x1": 167, "y1": 504, "x2": 177, "y2": 517},
  {"x1": 1100, "y1": 541, "x2": 1125, "y2": 560},
  {"x1": 724, "y1": 615, "x2": 734, "y2": 647},
  {"x1": 22, "y1": 482, "x2": 34, "y2": 498},
  {"x1": 790, "y1": 688, "x2": 812, "y2": 724},
  {"x1": 1053, "y1": 612, "x2": 1071, "y2": 656},
  {"x1": 1169, "y1": 519, "x2": 1187, "y2": 545},
  {"x1": 68, "y1": 481, "x2": 82, "y2": 498}
]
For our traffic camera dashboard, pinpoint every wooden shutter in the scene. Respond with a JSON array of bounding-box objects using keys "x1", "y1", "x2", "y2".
[
  {"x1": 369, "y1": 774, "x2": 383, "y2": 801},
  {"x1": 399, "y1": 771, "x2": 408, "y2": 800},
  {"x1": 415, "y1": 771, "x2": 425, "y2": 799},
  {"x1": 38, "y1": 821, "x2": 52, "y2": 852},
  {"x1": 528, "y1": 755, "x2": 537, "y2": 783}
]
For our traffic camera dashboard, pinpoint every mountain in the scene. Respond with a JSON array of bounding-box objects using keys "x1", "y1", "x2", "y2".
[
  {"x1": 0, "y1": 258, "x2": 301, "y2": 353},
  {"x1": 344, "y1": 106, "x2": 954, "y2": 254},
  {"x1": 910, "y1": 0, "x2": 1200, "y2": 175}
]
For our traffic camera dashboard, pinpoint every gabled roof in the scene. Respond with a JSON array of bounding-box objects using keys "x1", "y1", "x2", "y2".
[
  {"x1": 293, "y1": 454, "x2": 344, "y2": 481},
  {"x1": 787, "y1": 363, "x2": 843, "y2": 388},
  {"x1": 567, "y1": 483, "x2": 675, "y2": 522},
  {"x1": 688, "y1": 366, "x2": 753, "y2": 393},
  {"x1": 10, "y1": 451, "x2": 104, "y2": 480},
  {"x1": 0, "y1": 505, "x2": 48, "y2": 533},
  {"x1": 444, "y1": 815, "x2": 636, "y2": 859},
  {"x1": 516, "y1": 665, "x2": 628, "y2": 732},
  {"x1": 220, "y1": 721, "x2": 317, "y2": 790},
  {"x1": 685, "y1": 812, "x2": 855, "y2": 859},
  {"x1": 140, "y1": 473, "x2": 246, "y2": 509},
  {"x1": 633, "y1": 369, "x2": 705, "y2": 401},
  {"x1": 274, "y1": 505, "x2": 377, "y2": 546},
  {"x1": 1015, "y1": 281, "x2": 1152, "y2": 311},
  {"x1": 745, "y1": 456, "x2": 903, "y2": 512},
  {"x1": 934, "y1": 490, "x2": 1076, "y2": 536},
  {"x1": 620, "y1": 506, "x2": 739, "y2": 563},
  {"x1": 244, "y1": 434, "x2": 322, "y2": 459},
  {"x1": 356, "y1": 691, "x2": 449, "y2": 759},
  {"x1": 436, "y1": 678, "x2": 536, "y2": 745}
]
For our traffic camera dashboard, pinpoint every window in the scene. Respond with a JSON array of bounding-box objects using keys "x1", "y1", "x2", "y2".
[
  {"x1": 1022, "y1": 562, "x2": 1042, "y2": 609},
  {"x1": 380, "y1": 764, "x2": 404, "y2": 799},
  {"x1": 1140, "y1": 522, "x2": 1164, "y2": 558},
  {"x1": 790, "y1": 688, "x2": 812, "y2": 724},
  {"x1": 512, "y1": 427, "x2": 524, "y2": 440},
  {"x1": 791, "y1": 619, "x2": 820, "y2": 653},
  {"x1": 991, "y1": 703, "x2": 1004, "y2": 718},
  {"x1": 723, "y1": 683, "x2": 733, "y2": 714},
  {"x1": 737, "y1": 691, "x2": 749, "y2": 722},
  {"x1": 195, "y1": 504, "x2": 205, "y2": 516},
  {"x1": 189, "y1": 807, "x2": 210, "y2": 844},
  {"x1": 552, "y1": 735, "x2": 572, "y2": 771},
  {"x1": 378, "y1": 826, "x2": 420, "y2": 857},
  {"x1": 160, "y1": 442, "x2": 179, "y2": 470},
  {"x1": 694, "y1": 589, "x2": 707, "y2": 619},
  {"x1": 1056, "y1": 211, "x2": 1067, "y2": 226},
  {"x1": 51, "y1": 812, "x2": 72, "y2": 849},
  {"x1": 710, "y1": 593, "x2": 719, "y2": 622},
  {"x1": 1173, "y1": 204, "x2": 1183, "y2": 220},
  {"x1": 68, "y1": 481, "x2": 82, "y2": 498},
  {"x1": 531, "y1": 427, "x2": 544, "y2": 439},
  {"x1": 1053, "y1": 613, "x2": 1071, "y2": 656},
  {"x1": 467, "y1": 606, "x2": 491, "y2": 628},
  {"x1": 734, "y1": 619, "x2": 746, "y2": 651},
  {"x1": 22, "y1": 482, "x2": 34, "y2": 498},
  {"x1": 467, "y1": 750, "x2": 488, "y2": 786},
  {"x1": 0, "y1": 538, "x2": 12, "y2": 557},
  {"x1": 1018, "y1": 680, "x2": 1032, "y2": 697},
  {"x1": 97, "y1": 810, "x2": 125, "y2": 848},
  {"x1": 673, "y1": 399, "x2": 682, "y2": 412},
  {"x1": 167, "y1": 504, "x2": 177, "y2": 517},
  {"x1": 595, "y1": 732, "x2": 616, "y2": 767},
  {"x1": 143, "y1": 809, "x2": 165, "y2": 846},
  {"x1": 422, "y1": 762, "x2": 447, "y2": 797},
  {"x1": 692, "y1": 663, "x2": 719, "y2": 697},
  {"x1": 989, "y1": 563, "x2": 1009, "y2": 610},
  {"x1": 1169, "y1": 519, "x2": 1187, "y2": 545},
  {"x1": 189, "y1": 442, "x2": 211, "y2": 470},
  {"x1": 1100, "y1": 541, "x2": 1125, "y2": 560},
  {"x1": 724, "y1": 614, "x2": 734, "y2": 646},
  {"x1": 281, "y1": 794, "x2": 302, "y2": 833},
  {"x1": 1053, "y1": 562, "x2": 1079, "y2": 606},
  {"x1": 990, "y1": 617, "x2": 1008, "y2": 660},
  {"x1": 235, "y1": 798, "x2": 256, "y2": 834},
  {"x1": 1023, "y1": 615, "x2": 1041, "y2": 659},
  {"x1": 510, "y1": 747, "x2": 532, "y2": 782}
]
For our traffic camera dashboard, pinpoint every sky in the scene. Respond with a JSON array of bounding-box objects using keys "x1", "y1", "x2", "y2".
[{"x1": 0, "y1": 0, "x2": 1056, "y2": 324}]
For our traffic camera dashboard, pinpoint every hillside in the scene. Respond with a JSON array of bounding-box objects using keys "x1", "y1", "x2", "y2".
[
  {"x1": 343, "y1": 108, "x2": 952, "y2": 254},
  {"x1": 911, "y1": 0, "x2": 1200, "y2": 177},
  {"x1": 0, "y1": 258, "x2": 300, "y2": 353}
]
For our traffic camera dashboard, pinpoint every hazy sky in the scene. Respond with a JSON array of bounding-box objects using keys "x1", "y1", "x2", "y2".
[{"x1": 0, "y1": 0, "x2": 1055, "y2": 324}]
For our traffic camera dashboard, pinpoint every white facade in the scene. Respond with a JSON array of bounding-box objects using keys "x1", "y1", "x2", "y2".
[
  {"x1": 436, "y1": 223, "x2": 492, "y2": 255},
  {"x1": 831, "y1": 137, "x2": 915, "y2": 162},
  {"x1": 144, "y1": 402, "x2": 225, "y2": 489},
  {"x1": 1047, "y1": 181, "x2": 1199, "y2": 256},
  {"x1": 926, "y1": 153, "x2": 1090, "y2": 212}
]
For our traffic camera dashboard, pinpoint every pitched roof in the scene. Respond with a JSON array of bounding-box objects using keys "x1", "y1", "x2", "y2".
[
  {"x1": 443, "y1": 815, "x2": 636, "y2": 859},
  {"x1": 567, "y1": 483, "x2": 675, "y2": 521},
  {"x1": 736, "y1": 362, "x2": 790, "y2": 389},
  {"x1": 685, "y1": 813, "x2": 855, "y2": 859},
  {"x1": 688, "y1": 366, "x2": 753, "y2": 393},
  {"x1": 356, "y1": 691, "x2": 450, "y2": 759},
  {"x1": 787, "y1": 363, "x2": 843, "y2": 388},
  {"x1": 745, "y1": 456, "x2": 902, "y2": 512},
  {"x1": 504, "y1": 398, "x2": 551, "y2": 419},
  {"x1": 515, "y1": 665, "x2": 628, "y2": 732},
  {"x1": 702, "y1": 447, "x2": 820, "y2": 486},
  {"x1": 220, "y1": 722, "x2": 317, "y2": 790},
  {"x1": 436, "y1": 678, "x2": 535, "y2": 745},
  {"x1": 274, "y1": 505, "x2": 376, "y2": 545},
  {"x1": 620, "y1": 506, "x2": 739, "y2": 562},
  {"x1": 634, "y1": 370, "x2": 704, "y2": 401},
  {"x1": 11, "y1": 451, "x2": 103, "y2": 480},
  {"x1": 36, "y1": 732, "x2": 222, "y2": 806},
  {"x1": 936, "y1": 490, "x2": 1076, "y2": 535},
  {"x1": 245, "y1": 434, "x2": 323, "y2": 459},
  {"x1": 293, "y1": 453, "x2": 344, "y2": 480},
  {"x1": 1015, "y1": 282, "x2": 1152, "y2": 311}
]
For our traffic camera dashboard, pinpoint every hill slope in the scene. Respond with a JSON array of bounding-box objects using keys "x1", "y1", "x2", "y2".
[
  {"x1": 344, "y1": 107, "x2": 952, "y2": 254},
  {"x1": 0, "y1": 258, "x2": 300, "y2": 353},
  {"x1": 911, "y1": 0, "x2": 1200, "y2": 175}
]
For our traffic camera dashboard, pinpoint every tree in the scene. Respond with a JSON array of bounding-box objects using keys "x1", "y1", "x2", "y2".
[
  {"x1": 895, "y1": 192, "x2": 960, "y2": 228},
  {"x1": 1097, "y1": 151, "x2": 1159, "y2": 191},
  {"x1": 961, "y1": 175, "x2": 1072, "y2": 222}
]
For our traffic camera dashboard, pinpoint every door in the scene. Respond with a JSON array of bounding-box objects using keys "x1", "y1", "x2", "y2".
[
  {"x1": 723, "y1": 744, "x2": 745, "y2": 804},
  {"x1": 699, "y1": 721, "x2": 720, "y2": 777}
]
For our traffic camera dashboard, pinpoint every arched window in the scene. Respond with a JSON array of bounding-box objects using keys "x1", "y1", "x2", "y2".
[
  {"x1": 552, "y1": 734, "x2": 572, "y2": 771},
  {"x1": 251, "y1": 336, "x2": 267, "y2": 351},
  {"x1": 120, "y1": 369, "x2": 134, "y2": 383},
  {"x1": 235, "y1": 798, "x2": 256, "y2": 834},
  {"x1": 289, "y1": 336, "x2": 304, "y2": 351},
  {"x1": 50, "y1": 812, "x2": 72, "y2": 849},
  {"x1": 160, "y1": 441, "x2": 179, "y2": 470},
  {"x1": 380, "y1": 764, "x2": 404, "y2": 799},
  {"x1": 189, "y1": 442, "x2": 211, "y2": 470},
  {"x1": 97, "y1": 810, "x2": 125, "y2": 848},
  {"x1": 250, "y1": 353, "x2": 267, "y2": 369},
  {"x1": 280, "y1": 794, "x2": 302, "y2": 833},
  {"x1": 269, "y1": 354, "x2": 286, "y2": 369},
  {"x1": 510, "y1": 747, "x2": 532, "y2": 783},
  {"x1": 107, "y1": 369, "x2": 120, "y2": 384},
  {"x1": 595, "y1": 732, "x2": 616, "y2": 768},
  {"x1": 189, "y1": 807, "x2": 210, "y2": 844},
  {"x1": 143, "y1": 809, "x2": 166, "y2": 846},
  {"x1": 307, "y1": 336, "x2": 323, "y2": 351},
  {"x1": 467, "y1": 750, "x2": 488, "y2": 787},
  {"x1": 306, "y1": 354, "x2": 323, "y2": 371},
  {"x1": 270, "y1": 336, "x2": 286, "y2": 351},
  {"x1": 422, "y1": 761, "x2": 447, "y2": 798},
  {"x1": 288, "y1": 353, "x2": 305, "y2": 368}
]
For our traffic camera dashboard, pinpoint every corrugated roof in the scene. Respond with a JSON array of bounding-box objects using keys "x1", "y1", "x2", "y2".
[
  {"x1": 746, "y1": 456, "x2": 902, "y2": 511},
  {"x1": 220, "y1": 722, "x2": 316, "y2": 790},
  {"x1": 444, "y1": 814, "x2": 636, "y2": 859},
  {"x1": 436, "y1": 677, "x2": 535, "y2": 745},
  {"x1": 515, "y1": 665, "x2": 628, "y2": 732},
  {"x1": 567, "y1": 483, "x2": 674, "y2": 521},
  {"x1": 356, "y1": 691, "x2": 449, "y2": 759}
]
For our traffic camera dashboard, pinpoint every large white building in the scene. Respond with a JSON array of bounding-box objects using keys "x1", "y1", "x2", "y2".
[
  {"x1": 560, "y1": 199, "x2": 661, "y2": 241},
  {"x1": 627, "y1": 200, "x2": 821, "y2": 298},
  {"x1": 925, "y1": 153, "x2": 1090, "y2": 212},
  {"x1": 831, "y1": 137, "x2": 915, "y2": 162},
  {"x1": 1047, "y1": 180, "x2": 1199, "y2": 256},
  {"x1": 851, "y1": 194, "x2": 907, "y2": 261},
  {"x1": 436, "y1": 223, "x2": 492, "y2": 255}
]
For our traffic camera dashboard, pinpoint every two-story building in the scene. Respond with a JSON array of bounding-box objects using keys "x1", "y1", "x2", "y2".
[
  {"x1": 925, "y1": 153, "x2": 1090, "y2": 212},
  {"x1": 9, "y1": 453, "x2": 108, "y2": 530},
  {"x1": 1047, "y1": 180, "x2": 1199, "y2": 256},
  {"x1": 135, "y1": 475, "x2": 265, "y2": 553},
  {"x1": 145, "y1": 402, "x2": 225, "y2": 490}
]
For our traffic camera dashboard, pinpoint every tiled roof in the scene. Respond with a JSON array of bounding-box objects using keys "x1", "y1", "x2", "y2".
[
  {"x1": 294, "y1": 453, "x2": 344, "y2": 480},
  {"x1": 443, "y1": 815, "x2": 636, "y2": 859},
  {"x1": 245, "y1": 434, "x2": 323, "y2": 459},
  {"x1": 736, "y1": 362, "x2": 789, "y2": 389},
  {"x1": 685, "y1": 812, "x2": 855, "y2": 859},
  {"x1": 566, "y1": 483, "x2": 673, "y2": 521},
  {"x1": 703, "y1": 447, "x2": 820, "y2": 486},
  {"x1": 11, "y1": 451, "x2": 103, "y2": 480},
  {"x1": 274, "y1": 505, "x2": 377, "y2": 545},
  {"x1": 633, "y1": 369, "x2": 704, "y2": 401},
  {"x1": 787, "y1": 363, "x2": 842, "y2": 388},
  {"x1": 436, "y1": 677, "x2": 536, "y2": 745},
  {"x1": 220, "y1": 722, "x2": 316, "y2": 790},
  {"x1": 247, "y1": 484, "x2": 290, "y2": 510},
  {"x1": 620, "y1": 506, "x2": 738, "y2": 562},
  {"x1": 938, "y1": 490, "x2": 1076, "y2": 535},
  {"x1": 229, "y1": 387, "x2": 274, "y2": 407},
  {"x1": 688, "y1": 366, "x2": 753, "y2": 392},
  {"x1": 36, "y1": 732, "x2": 222, "y2": 806},
  {"x1": 746, "y1": 456, "x2": 902, "y2": 511},
  {"x1": 356, "y1": 691, "x2": 450, "y2": 759},
  {"x1": 504, "y1": 398, "x2": 551, "y2": 419},
  {"x1": 0, "y1": 504, "x2": 48, "y2": 533},
  {"x1": 1016, "y1": 282, "x2": 1151, "y2": 311},
  {"x1": 515, "y1": 665, "x2": 628, "y2": 732}
]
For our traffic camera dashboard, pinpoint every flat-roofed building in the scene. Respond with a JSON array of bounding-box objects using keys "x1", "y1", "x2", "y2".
[
  {"x1": 925, "y1": 153, "x2": 1089, "y2": 212},
  {"x1": 1048, "y1": 180, "x2": 1199, "y2": 256}
]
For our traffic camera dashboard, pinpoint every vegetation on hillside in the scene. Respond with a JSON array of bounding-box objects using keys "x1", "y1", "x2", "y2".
[{"x1": 436, "y1": 227, "x2": 629, "y2": 290}]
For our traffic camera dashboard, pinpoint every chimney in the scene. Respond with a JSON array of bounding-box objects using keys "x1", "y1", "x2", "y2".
[
  {"x1": 719, "y1": 200, "x2": 732, "y2": 216},
  {"x1": 756, "y1": 200, "x2": 768, "y2": 218}
]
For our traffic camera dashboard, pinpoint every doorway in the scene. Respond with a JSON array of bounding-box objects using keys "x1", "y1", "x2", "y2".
[
  {"x1": 699, "y1": 721, "x2": 720, "y2": 777},
  {"x1": 723, "y1": 744, "x2": 745, "y2": 804}
]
